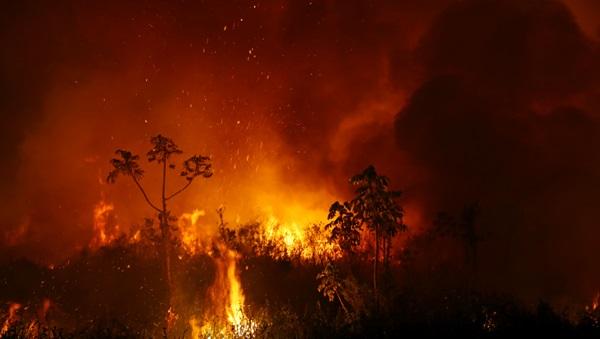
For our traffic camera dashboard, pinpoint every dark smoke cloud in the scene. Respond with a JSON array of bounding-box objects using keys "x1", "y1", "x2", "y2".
[{"x1": 393, "y1": 0, "x2": 600, "y2": 305}]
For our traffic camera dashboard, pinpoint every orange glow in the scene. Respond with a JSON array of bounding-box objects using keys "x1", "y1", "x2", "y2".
[
  {"x1": 189, "y1": 316, "x2": 201, "y2": 339},
  {"x1": 3, "y1": 217, "x2": 30, "y2": 247},
  {"x1": 0, "y1": 302, "x2": 21, "y2": 336},
  {"x1": 178, "y1": 209, "x2": 212, "y2": 256},
  {"x1": 587, "y1": 292, "x2": 600, "y2": 312},
  {"x1": 178, "y1": 201, "x2": 341, "y2": 262},
  {"x1": 258, "y1": 212, "x2": 341, "y2": 261},
  {"x1": 194, "y1": 243, "x2": 256, "y2": 338},
  {"x1": 89, "y1": 199, "x2": 120, "y2": 249},
  {"x1": 90, "y1": 198, "x2": 143, "y2": 249},
  {"x1": 38, "y1": 298, "x2": 51, "y2": 325},
  {"x1": 225, "y1": 248, "x2": 248, "y2": 332}
]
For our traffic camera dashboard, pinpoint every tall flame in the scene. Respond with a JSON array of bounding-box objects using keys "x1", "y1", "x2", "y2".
[
  {"x1": 225, "y1": 249, "x2": 246, "y2": 331},
  {"x1": 193, "y1": 243, "x2": 255, "y2": 338}
]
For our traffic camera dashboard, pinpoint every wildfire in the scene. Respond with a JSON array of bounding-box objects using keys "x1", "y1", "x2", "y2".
[
  {"x1": 89, "y1": 198, "x2": 143, "y2": 250},
  {"x1": 89, "y1": 184, "x2": 340, "y2": 338},
  {"x1": 189, "y1": 316, "x2": 201, "y2": 339},
  {"x1": 177, "y1": 202, "x2": 340, "y2": 337},
  {"x1": 179, "y1": 209, "x2": 213, "y2": 256},
  {"x1": 178, "y1": 205, "x2": 340, "y2": 262},
  {"x1": 0, "y1": 302, "x2": 21, "y2": 336},
  {"x1": 224, "y1": 249, "x2": 247, "y2": 331},
  {"x1": 192, "y1": 243, "x2": 256, "y2": 338},
  {"x1": 0, "y1": 299, "x2": 53, "y2": 338},
  {"x1": 89, "y1": 200, "x2": 120, "y2": 249},
  {"x1": 259, "y1": 213, "x2": 341, "y2": 261}
]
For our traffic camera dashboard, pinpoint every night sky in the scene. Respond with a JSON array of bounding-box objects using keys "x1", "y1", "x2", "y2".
[{"x1": 1, "y1": 0, "x2": 600, "y2": 307}]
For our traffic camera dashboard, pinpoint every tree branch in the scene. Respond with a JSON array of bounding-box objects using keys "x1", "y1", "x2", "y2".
[
  {"x1": 166, "y1": 180, "x2": 193, "y2": 201},
  {"x1": 131, "y1": 175, "x2": 161, "y2": 212},
  {"x1": 337, "y1": 292, "x2": 349, "y2": 316}
]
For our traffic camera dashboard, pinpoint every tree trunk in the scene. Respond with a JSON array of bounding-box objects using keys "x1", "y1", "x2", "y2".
[
  {"x1": 336, "y1": 293, "x2": 349, "y2": 316},
  {"x1": 383, "y1": 235, "x2": 388, "y2": 271},
  {"x1": 160, "y1": 161, "x2": 174, "y2": 331},
  {"x1": 162, "y1": 215, "x2": 172, "y2": 290},
  {"x1": 161, "y1": 160, "x2": 172, "y2": 289},
  {"x1": 373, "y1": 225, "x2": 379, "y2": 310}
]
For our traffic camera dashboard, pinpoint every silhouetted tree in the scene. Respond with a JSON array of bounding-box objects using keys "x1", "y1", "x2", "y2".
[
  {"x1": 317, "y1": 263, "x2": 349, "y2": 315},
  {"x1": 317, "y1": 262, "x2": 365, "y2": 325},
  {"x1": 327, "y1": 165, "x2": 406, "y2": 308},
  {"x1": 107, "y1": 134, "x2": 212, "y2": 325},
  {"x1": 326, "y1": 201, "x2": 361, "y2": 254}
]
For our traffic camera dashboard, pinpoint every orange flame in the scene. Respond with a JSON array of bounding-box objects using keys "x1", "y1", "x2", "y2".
[
  {"x1": 89, "y1": 200, "x2": 120, "y2": 249},
  {"x1": 224, "y1": 249, "x2": 247, "y2": 331},
  {"x1": 89, "y1": 184, "x2": 341, "y2": 336},
  {"x1": 89, "y1": 198, "x2": 143, "y2": 249},
  {"x1": 259, "y1": 213, "x2": 341, "y2": 261},
  {"x1": 178, "y1": 204, "x2": 340, "y2": 262},
  {"x1": 0, "y1": 302, "x2": 22, "y2": 336},
  {"x1": 179, "y1": 209, "x2": 212, "y2": 256},
  {"x1": 190, "y1": 242, "x2": 256, "y2": 338}
]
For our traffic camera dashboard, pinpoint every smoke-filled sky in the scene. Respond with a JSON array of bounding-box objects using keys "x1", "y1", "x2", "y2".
[{"x1": 1, "y1": 0, "x2": 600, "y2": 306}]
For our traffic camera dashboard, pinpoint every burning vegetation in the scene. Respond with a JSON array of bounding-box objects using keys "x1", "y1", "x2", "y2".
[
  {"x1": 3, "y1": 0, "x2": 600, "y2": 338},
  {"x1": 2, "y1": 134, "x2": 600, "y2": 338}
]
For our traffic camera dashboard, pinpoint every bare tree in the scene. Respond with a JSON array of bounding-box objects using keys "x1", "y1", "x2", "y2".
[{"x1": 107, "y1": 134, "x2": 212, "y2": 323}]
